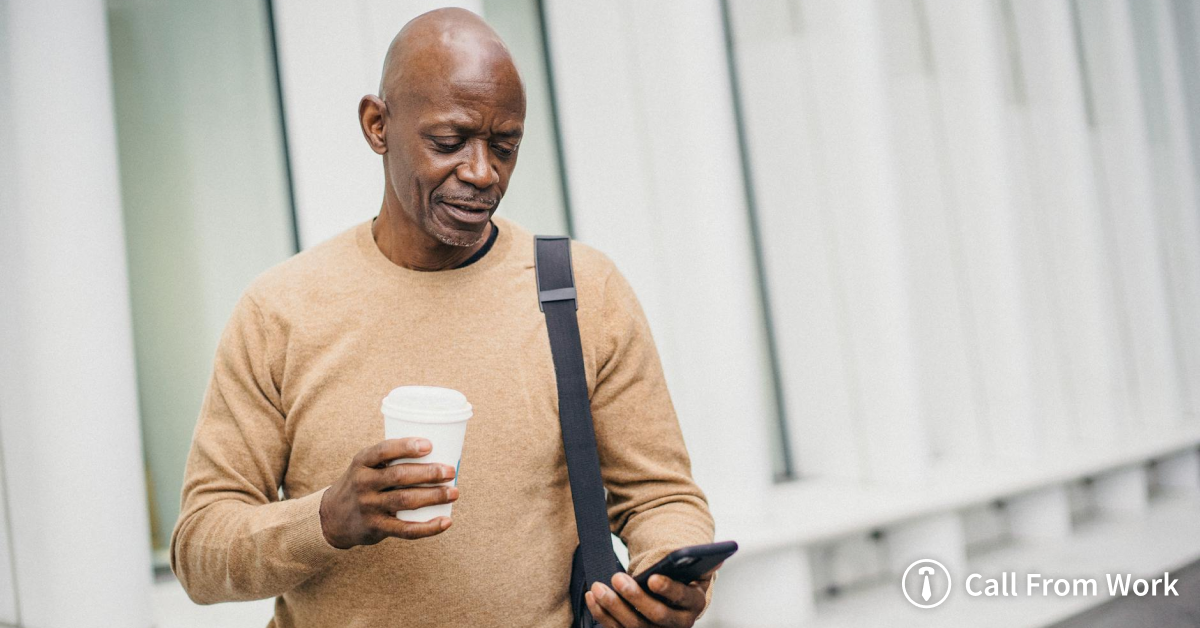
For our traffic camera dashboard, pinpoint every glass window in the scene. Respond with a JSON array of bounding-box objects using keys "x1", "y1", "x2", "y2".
[{"x1": 107, "y1": 0, "x2": 297, "y2": 557}]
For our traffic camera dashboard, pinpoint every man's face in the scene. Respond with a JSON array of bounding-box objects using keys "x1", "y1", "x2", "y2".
[{"x1": 383, "y1": 54, "x2": 525, "y2": 248}]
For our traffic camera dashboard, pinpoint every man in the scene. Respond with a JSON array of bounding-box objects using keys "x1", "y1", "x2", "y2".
[{"x1": 171, "y1": 8, "x2": 717, "y2": 627}]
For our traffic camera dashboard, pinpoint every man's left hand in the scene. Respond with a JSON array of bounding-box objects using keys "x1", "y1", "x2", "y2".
[{"x1": 585, "y1": 570, "x2": 713, "y2": 628}]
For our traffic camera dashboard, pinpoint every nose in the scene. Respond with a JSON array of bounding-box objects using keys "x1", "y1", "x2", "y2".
[{"x1": 456, "y1": 140, "x2": 500, "y2": 189}]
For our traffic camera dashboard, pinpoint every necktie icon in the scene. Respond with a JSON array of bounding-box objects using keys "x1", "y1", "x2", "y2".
[{"x1": 919, "y1": 567, "x2": 935, "y2": 601}]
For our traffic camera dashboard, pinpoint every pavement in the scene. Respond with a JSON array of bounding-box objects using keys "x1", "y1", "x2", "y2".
[{"x1": 1049, "y1": 559, "x2": 1200, "y2": 628}]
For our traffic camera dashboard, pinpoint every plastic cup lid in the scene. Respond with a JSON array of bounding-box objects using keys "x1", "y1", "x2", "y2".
[{"x1": 381, "y1": 386, "x2": 472, "y2": 422}]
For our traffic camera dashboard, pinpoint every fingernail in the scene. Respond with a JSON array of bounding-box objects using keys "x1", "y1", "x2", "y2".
[
  {"x1": 439, "y1": 517, "x2": 451, "y2": 530},
  {"x1": 592, "y1": 583, "x2": 609, "y2": 600},
  {"x1": 447, "y1": 487, "x2": 459, "y2": 500},
  {"x1": 416, "y1": 439, "x2": 431, "y2": 451},
  {"x1": 443, "y1": 465, "x2": 456, "y2": 480}
]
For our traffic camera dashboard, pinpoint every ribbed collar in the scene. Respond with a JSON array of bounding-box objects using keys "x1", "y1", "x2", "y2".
[{"x1": 355, "y1": 216, "x2": 514, "y2": 286}]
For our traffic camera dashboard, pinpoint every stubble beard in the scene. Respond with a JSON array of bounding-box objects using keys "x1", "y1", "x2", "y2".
[
  {"x1": 435, "y1": 229, "x2": 483, "y2": 248},
  {"x1": 426, "y1": 211, "x2": 488, "y2": 248}
]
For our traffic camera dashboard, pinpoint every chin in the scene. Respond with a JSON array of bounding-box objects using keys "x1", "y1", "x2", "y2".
[{"x1": 426, "y1": 214, "x2": 488, "y2": 248}]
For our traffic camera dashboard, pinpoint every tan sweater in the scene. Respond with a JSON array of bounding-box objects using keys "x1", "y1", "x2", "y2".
[{"x1": 170, "y1": 216, "x2": 715, "y2": 627}]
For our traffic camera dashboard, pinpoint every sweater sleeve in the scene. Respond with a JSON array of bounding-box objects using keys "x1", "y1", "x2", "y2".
[
  {"x1": 590, "y1": 265, "x2": 717, "y2": 587},
  {"x1": 170, "y1": 293, "x2": 342, "y2": 604}
]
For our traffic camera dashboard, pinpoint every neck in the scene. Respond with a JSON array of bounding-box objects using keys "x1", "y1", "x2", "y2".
[{"x1": 372, "y1": 201, "x2": 492, "y2": 271}]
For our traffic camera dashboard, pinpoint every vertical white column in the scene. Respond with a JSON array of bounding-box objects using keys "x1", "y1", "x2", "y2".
[
  {"x1": 543, "y1": 0, "x2": 778, "y2": 529},
  {"x1": 795, "y1": 0, "x2": 931, "y2": 482},
  {"x1": 722, "y1": 0, "x2": 944, "y2": 482},
  {"x1": 923, "y1": 0, "x2": 1041, "y2": 460},
  {"x1": 874, "y1": 0, "x2": 984, "y2": 463},
  {"x1": 991, "y1": 0, "x2": 1077, "y2": 451},
  {"x1": 886, "y1": 513, "x2": 968, "y2": 578},
  {"x1": 1074, "y1": 0, "x2": 1183, "y2": 428},
  {"x1": 1007, "y1": 485, "x2": 1073, "y2": 541},
  {"x1": 1005, "y1": 0, "x2": 1130, "y2": 445},
  {"x1": 706, "y1": 547, "x2": 815, "y2": 628},
  {"x1": 821, "y1": 534, "x2": 888, "y2": 594},
  {"x1": 1092, "y1": 466, "x2": 1150, "y2": 514},
  {"x1": 1156, "y1": 450, "x2": 1200, "y2": 493},
  {"x1": 725, "y1": 0, "x2": 860, "y2": 481},
  {"x1": 0, "y1": 0, "x2": 154, "y2": 626}
]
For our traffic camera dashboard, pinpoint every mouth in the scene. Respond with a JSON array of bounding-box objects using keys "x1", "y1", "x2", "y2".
[{"x1": 437, "y1": 199, "x2": 494, "y2": 225}]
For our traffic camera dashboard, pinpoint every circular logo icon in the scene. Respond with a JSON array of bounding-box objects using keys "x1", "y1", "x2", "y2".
[{"x1": 901, "y1": 559, "x2": 952, "y2": 609}]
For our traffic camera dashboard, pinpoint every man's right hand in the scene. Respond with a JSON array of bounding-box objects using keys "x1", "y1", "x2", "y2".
[{"x1": 318, "y1": 437, "x2": 458, "y2": 549}]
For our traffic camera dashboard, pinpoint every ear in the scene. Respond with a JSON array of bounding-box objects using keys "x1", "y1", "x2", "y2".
[{"x1": 359, "y1": 95, "x2": 388, "y2": 155}]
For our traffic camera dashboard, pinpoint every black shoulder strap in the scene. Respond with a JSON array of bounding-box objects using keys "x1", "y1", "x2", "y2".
[{"x1": 535, "y1": 236, "x2": 622, "y2": 591}]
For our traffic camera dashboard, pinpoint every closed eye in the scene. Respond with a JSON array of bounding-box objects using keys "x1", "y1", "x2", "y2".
[{"x1": 431, "y1": 138, "x2": 464, "y2": 152}]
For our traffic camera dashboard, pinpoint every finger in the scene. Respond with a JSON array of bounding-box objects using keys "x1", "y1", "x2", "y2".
[
  {"x1": 585, "y1": 591, "x2": 621, "y2": 628},
  {"x1": 371, "y1": 514, "x2": 452, "y2": 540},
  {"x1": 591, "y1": 582, "x2": 647, "y2": 628},
  {"x1": 612, "y1": 573, "x2": 690, "y2": 627},
  {"x1": 648, "y1": 574, "x2": 706, "y2": 611},
  {"x1": 377, "y1": 485, "x2": 458, "y2": 514},
  {"x1": 369, "y1": 462, "x2": 455, "y2": 491},
  {"x1": 357, "y1": 438, "x2": 431, "y2": 468}
]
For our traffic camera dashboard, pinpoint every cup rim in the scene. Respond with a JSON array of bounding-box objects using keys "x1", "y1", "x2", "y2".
[{"x1": 381, "y1": 406, "x2": 472, "y2": 424}]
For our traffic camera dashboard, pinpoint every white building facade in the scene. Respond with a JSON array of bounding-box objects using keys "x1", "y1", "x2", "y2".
[{"x1": 2, "y1": 0, "x2": 1200, "y2": 626}]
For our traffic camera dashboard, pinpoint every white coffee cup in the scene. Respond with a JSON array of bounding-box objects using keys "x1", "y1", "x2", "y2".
[{"x1": 381, "y1": 385, "x2": 472, "y2": 522}]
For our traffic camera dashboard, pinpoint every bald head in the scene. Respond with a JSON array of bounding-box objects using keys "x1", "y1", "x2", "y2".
[
  {"x1": 379, "y1": 8, "x2": 522, "y2": 105},
  {"x1": 359, "y1": 8, "x2": 526, "y2": 263}
]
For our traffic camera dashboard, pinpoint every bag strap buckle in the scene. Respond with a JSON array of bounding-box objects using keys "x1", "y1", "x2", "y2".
[{"x1": 534, "y1": 235, "x2": 579, "y2": 312}]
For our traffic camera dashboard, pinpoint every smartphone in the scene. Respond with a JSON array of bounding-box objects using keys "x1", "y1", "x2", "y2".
[{"x1": 633, "y1": 541, "x2": 738, "y2": 600}]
